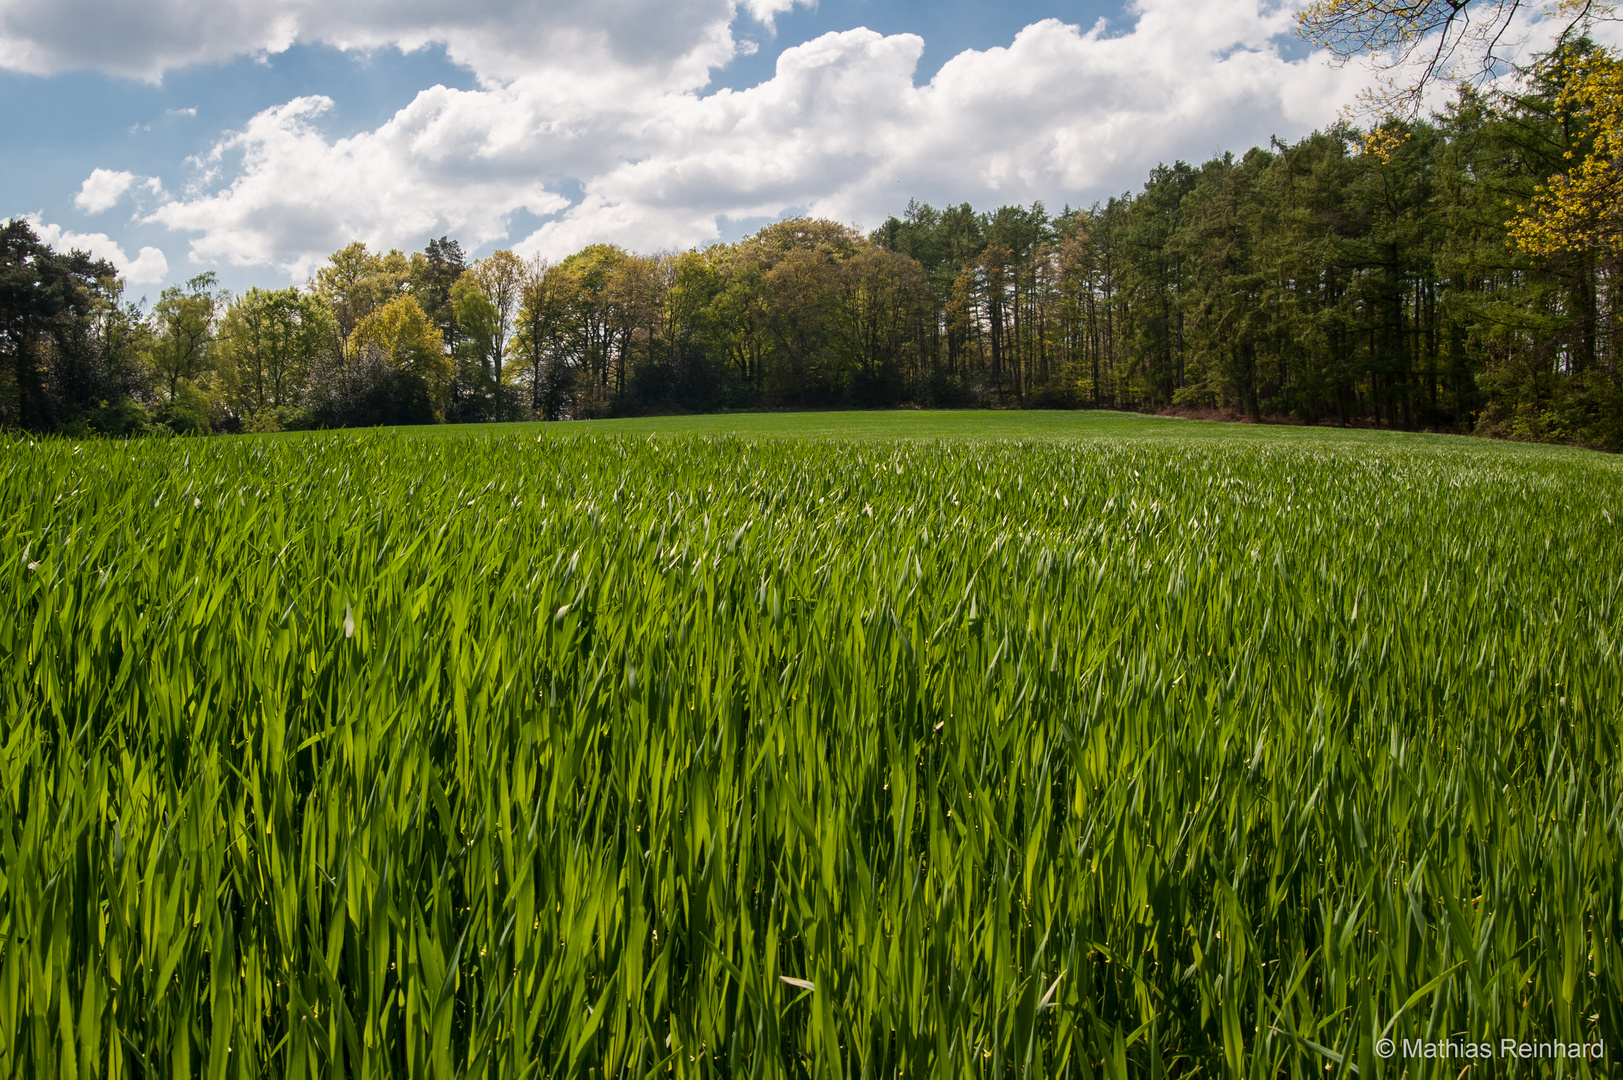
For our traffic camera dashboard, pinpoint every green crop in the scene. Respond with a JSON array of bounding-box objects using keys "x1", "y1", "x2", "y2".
[{"x1": 2, "y1": 427, "x2": 1620, "y2": 1077}]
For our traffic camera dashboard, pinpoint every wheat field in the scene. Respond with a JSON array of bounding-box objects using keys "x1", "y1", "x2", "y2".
[{"x1": 3, "y1": 421, "x2": 1620, "y2": 1077}]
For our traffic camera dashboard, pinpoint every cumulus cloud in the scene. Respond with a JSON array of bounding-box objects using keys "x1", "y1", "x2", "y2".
[
  {"x1": 142, "y1": 0, "x2": 1381, "y2": 274},
  {"x1": 26, "y1": 215, "x2": 169, "y2": 283},
  {"x1": 73, "y1": 168, "x2": 165, "y2": 216},
  {"x1": 0, "y1": 0, "x2": 794, "y2": 85},
  {"x1": 74, "y1": 167, "x2": 137, "y2": 213},
  {"x1": 147, "y1": 93, "x2": 573, "y2": 279},
  {"x1": 518, "y1": 6, "x2": 1363, "y2": 258}
]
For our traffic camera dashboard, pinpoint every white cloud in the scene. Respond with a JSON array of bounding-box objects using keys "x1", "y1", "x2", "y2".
[
  {"x1": 147, "y1": 93, "x2": 573, "y2": 279},
  {"x1": 0, "y1": 0, "x2": 782, "y2": 85},
  {"x1": 74, "y1": 167, "x2": 136, "y2": 213},
  {"x1": 118, "y1": 246, "x2": 171, "y2": 285},
  {"x1": 143, "y1": 0, "x2": 1384, "y2": 274},
  {"x1": 26, "y1": 215, "x2": 170, "y2": 283}
]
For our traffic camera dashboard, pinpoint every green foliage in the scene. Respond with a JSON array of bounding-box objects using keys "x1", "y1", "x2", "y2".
[
  {"x1": 510, "y1": 261, "x2": 580, "y2": 422},
  {"x1": 442, "y1": 251, "x2": 527, "y2": 424},
  {"x1": 153, "y1": 377, "x2": 216, "y2": 435},
  {"x1": 238, "y1": 404, "x2": 318, "y2": 435},
  {"x1": 60, "y1": 397, "x2": 156, "y2": 438},
  {"x1": 414, "y1": 237, "x2": 468, "y2": 351},
  {"x1": 143, "y1": 272, "x2": 221, "y2": 403},
  {"x1": 2, "y1": 425, "x2": 1619, "y2": 1075},
  {"x1": 314, "y1": 243, "x2": 417, "y2": 345},
  {"x1": 451, "y1": 274, "x2": 503, "y2": 416},
  {"x1": 218, "y1": 287, "x2": 338, "y2": 419},
  {"x1": 348, "y1": 295, "x2": 451, "y2": 418},
  {"x1": 0, "y1": 218, "x2": 122, "y2": 431}
]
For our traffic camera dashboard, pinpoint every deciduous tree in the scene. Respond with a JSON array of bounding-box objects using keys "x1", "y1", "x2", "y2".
[
  {"x1": 145, "y1": 272, "x2": 220, "y2": 404},
  {"x1": 218, "y1": 287, "x2": 336, "y2": 419}
]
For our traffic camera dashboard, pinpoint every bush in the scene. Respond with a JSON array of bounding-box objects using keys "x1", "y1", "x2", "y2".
[
  {"x1": 60, "y1": 398, "x2": 157, "y2": 439},
  {"x1": 154, "y1": 381, "x2": 215, "y2": 435},
  {"x1": 307, "y1": 346, "x2": 437, "y2": 428},
  {"x1": 241, "y1": 409, "x2": 282, "y2": 434}
]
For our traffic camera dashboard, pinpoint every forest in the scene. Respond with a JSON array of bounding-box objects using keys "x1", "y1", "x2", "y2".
[{"x1": 3, "y1": 42, "x2": 1620, "y2": 447}]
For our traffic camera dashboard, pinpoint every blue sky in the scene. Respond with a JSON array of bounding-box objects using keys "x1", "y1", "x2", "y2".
[{"x1": 0, "y1": 0, "x2": 1364, "y2": 297}]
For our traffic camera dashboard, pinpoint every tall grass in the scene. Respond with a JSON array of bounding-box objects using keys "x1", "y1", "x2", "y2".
[{"x1": 2, "y1": 430, "x2": 1620, "y2": 1077}]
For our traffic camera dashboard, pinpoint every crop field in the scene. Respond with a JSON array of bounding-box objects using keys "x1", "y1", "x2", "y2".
[{"x1": 2, "y1": 413, "x2": 1621, "y2": 1077}]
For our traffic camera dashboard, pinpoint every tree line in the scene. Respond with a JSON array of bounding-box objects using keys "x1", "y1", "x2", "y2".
[{"x1": 3, "y1": 42, "x2": 1619, "y2": 446}]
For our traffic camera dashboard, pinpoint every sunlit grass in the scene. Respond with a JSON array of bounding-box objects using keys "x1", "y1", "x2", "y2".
[
  {"x1": 2, "y1": 425, "x2": 1620, "y2": 1076},
  {"x1": 265, "y1": 407, "x2": 1607, "y2": 452}
]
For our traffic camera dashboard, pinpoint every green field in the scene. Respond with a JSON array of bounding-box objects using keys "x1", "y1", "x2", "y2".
[
  {"x1": 3, "y1": 411, "x2": 1621, "y2": 1077},
  {"x1": 270, "y1": 407, "x2": 1592, "y2": 450}
]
